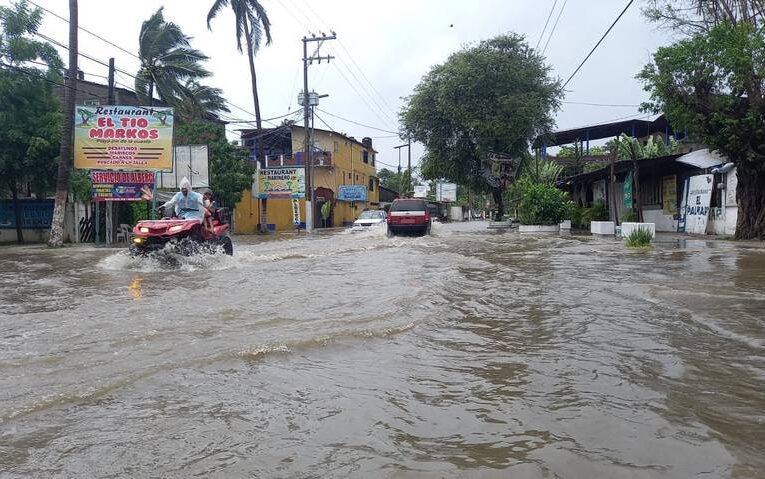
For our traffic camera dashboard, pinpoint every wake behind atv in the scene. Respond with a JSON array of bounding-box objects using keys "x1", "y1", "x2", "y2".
[{"x1": 130, "y1": 207, "x2": 233, "y2": 256}]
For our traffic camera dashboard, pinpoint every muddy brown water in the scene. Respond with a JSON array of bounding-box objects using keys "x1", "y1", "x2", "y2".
[{"x1": 1, "y1": 222, "x2": 764, "y2": 478}]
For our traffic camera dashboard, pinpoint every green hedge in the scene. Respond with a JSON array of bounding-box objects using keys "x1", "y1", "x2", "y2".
[{"x1": 518, "y1": 182, "x2": 575, "y2": 225}]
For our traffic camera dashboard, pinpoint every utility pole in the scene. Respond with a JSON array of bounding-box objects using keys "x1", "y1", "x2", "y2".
[
  {"x1": 407, "y1": 135, "x2": 412, "y2": 193},
  {"x1": 107, "y1": 58, "x2": 115, "y2": 104},
  {"x1": 394, "y1": 141, "x2": 411, "y2": 195},
  {"x1": 302, "y1": 33, "x2": 335, "y2": 233}
]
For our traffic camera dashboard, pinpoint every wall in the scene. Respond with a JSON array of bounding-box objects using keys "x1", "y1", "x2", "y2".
[
  {"x1": 643, "y1": 207, "x2": 677, "y2": 232},
  {"x1": 0, "y1": 228, "x2": 49, "y2": 244}
]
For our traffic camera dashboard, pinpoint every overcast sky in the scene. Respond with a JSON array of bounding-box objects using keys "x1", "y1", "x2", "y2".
[{"x1": 15, "y1": 0, "x2": 674, "y2": 172}]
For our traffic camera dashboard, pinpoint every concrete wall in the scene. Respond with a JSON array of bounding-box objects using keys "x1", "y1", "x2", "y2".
[
  {"x1": 0, "y1": 228, "x2": 49, "y2": 244},
  {"x1": 643, "y1": 207, "x2": 677, "y2": 232}
]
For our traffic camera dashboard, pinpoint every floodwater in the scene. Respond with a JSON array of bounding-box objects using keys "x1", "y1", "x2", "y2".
[{"x1": 1, "y1": 222, "x2": 764, "y2": 478}]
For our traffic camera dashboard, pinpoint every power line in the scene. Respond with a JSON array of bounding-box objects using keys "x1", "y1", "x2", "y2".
[
  {"x1": 562, "y1": 100, "x2": 641, "y2": 107},
  {"x1": 0, "y1": 62, "x2": 102, "y2": 99},
  {"x1": 317, "y1": 109, "x2": 399, "y2": 134},
  {"x1": 26, "y1": 0, "x2": 141, "y2": 60},
  {"x1": 31, "y1": 13, "x2": 275, "y2": 130},
  {"x1": 536, "y1": 0, "x2": 559, "y2": 50},
  {"x1": 562, "y1": 0, "x2": 635, "y2": 89},
  {"x1": 295, "y1": 0, "x2": 399, "y2": 123},
  {"x1": 542, "y1": 0, "x2": 568, "y2": 56}
]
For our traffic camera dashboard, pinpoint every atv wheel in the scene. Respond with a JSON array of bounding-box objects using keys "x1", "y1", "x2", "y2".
[{"x1": 220, "y1": 235, "x2": 233, "y2": 256}]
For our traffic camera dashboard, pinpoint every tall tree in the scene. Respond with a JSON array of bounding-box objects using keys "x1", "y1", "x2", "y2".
[
  {"x1": 176, "y1": 79, "x2": 230, "y2": 122},
  {"x1": 0, "y1": 0, "x2": 62, "y2": 244},
  {"x1": 401, "y1": 34, "x2": 562, "y2": 220},
  {"x1": 135, "y1": 8, "x2": 210, "y2": 106},
  {"x1": 207, "y1": 0, "x2": 272, "y2": 129},
  {"x1": 48, "y1": 0, "x2": 77, "y2": 247},
  {"x1": 639, "y1": 0, "x2": 765, "y2": 238}
]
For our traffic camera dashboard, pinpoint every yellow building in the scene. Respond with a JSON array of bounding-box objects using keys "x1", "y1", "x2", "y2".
[{"x1": 234, "y1": 125, "x2": 380, "y2": 233}]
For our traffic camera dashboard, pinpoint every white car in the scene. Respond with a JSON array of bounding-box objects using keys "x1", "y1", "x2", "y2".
[{"x1": 351, "y1": 210, "x2": 387, "y2": 231}]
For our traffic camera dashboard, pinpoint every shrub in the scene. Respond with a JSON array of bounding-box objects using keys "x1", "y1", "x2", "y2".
[
  {"x1": 625, "y1": 227, "x2": 653, "y2": 248},
  {"x1": 518, "y1": 182, "x2": 575, "y2": 225},
  {"x1": 590, "y1": 200, "x2": 609, "y2": 221},
  {"x1": 622, "y1": 209, "x2": 637, "y2": 222}
]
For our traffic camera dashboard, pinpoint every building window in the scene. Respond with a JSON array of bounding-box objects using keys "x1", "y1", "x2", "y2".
[
  {"x1": 363, "y1": 151, "x2": 369, "y2": 164},
  {"x1": 372, "y1": 154, "x2": 375, "y2": 167},
  {"x1": 640, "y1": 177, "x2": 662, "y2": 207},
  {"x1": 348, "y1": 172, "x2": 352, "y2": 180},
  {"x1": 334, "y1": 141, "x2": 339, "y2": 152},
  {"x1": 355, "y1": 174, "x2": 359, "y2": 182},
  {"x1": 369, "y1": 177, "x2": 375, "y2": 192}
]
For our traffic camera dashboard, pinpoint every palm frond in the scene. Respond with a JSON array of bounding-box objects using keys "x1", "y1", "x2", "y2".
[{"x1": 207, "y1": 0, "x2": 230, "y2": 29}]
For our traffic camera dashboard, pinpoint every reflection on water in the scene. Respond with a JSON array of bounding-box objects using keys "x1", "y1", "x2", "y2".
[
  {"x1": 128, "y1": 277, "x2": 143, "y2": 300},
  {"x1": 0, "y1": 224, "x2": 764, "y2": 478}
]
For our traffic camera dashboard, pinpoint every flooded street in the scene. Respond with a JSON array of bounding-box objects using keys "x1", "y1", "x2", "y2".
[{"x1": 1, "y1": 222, "x2": 764, "y2": 478}]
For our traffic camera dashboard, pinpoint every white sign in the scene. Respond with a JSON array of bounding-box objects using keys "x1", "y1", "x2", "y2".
[
  {"x1": 158, "y1": 145, "x2": 210, "y2": 189},
  {"x1": 684, "y1": 174, "x2": 713, "y2": 234},
  {"x1": 436, "y1": 183, "x2": 457, "y2": 202},
  {"x1": 413, "y1": 185, "x2": 428, "y2": 198},
  {"x1": 725, "y1": 167, "x2": 737, "y2": 206}
]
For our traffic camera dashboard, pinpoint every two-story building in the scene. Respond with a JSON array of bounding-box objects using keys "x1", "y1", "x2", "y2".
[{"x1": 234, "y1": 124, "x2": 380, "y2": 233}]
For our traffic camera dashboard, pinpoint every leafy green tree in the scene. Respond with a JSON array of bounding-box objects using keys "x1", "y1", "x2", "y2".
[
  {"x1": 176, "y1": 79, "x2": 230, "y2": 122},
  {"x1": 175, "y1": 120, "x2": 254, "y2": 206},
  {"x1": 639, "y1": 1, "x2": 765, "y2": 238},
  {"x1": 0, "y1": 0, "x2": 62, "y2": 243},
  {"x1": 207, "y1": 0, "x2": 272, "y2": 130},
  {"x1": 135, "y1": 8, "x2": 210, "y2": 106},
  {"x1": 401, "y1": 34, "x2": 562, "y2": 220}
]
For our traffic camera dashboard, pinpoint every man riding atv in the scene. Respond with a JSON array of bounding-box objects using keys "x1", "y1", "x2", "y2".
[
  {"x1": 159, "y1": 177, "x2": 204, "y2": 222},
  {"x1": 130, "y1": 178, "x2": 233, "y2": 256}
]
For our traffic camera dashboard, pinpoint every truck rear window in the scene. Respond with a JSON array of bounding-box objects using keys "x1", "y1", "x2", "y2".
[{"x1": 391, "y1": 200, "x2": 426, "y2": 212}]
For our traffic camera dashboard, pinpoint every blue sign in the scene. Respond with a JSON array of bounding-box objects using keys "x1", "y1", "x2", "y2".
[
  {"x1": 337, "y1": 185, "x2": 368, "y2": 202},
  {"x1": 0, "y1": 199, "x2": 54, "y2": 229}
]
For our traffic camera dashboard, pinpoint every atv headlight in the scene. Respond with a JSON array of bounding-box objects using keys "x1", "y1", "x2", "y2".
[
  {"x1": 139, "y1": 227, "x2": 149, "y2": 233},
  {"x1": 132, "y1": 237, "x2": 144, "y2": 244}
]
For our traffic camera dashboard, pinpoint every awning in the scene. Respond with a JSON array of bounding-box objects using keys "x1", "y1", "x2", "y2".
[{"x1": 675, "y1": 149, "x2": 726, "y2": 169}]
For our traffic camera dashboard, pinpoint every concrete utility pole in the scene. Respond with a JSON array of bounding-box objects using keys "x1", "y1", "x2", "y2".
[
  {"x1": 394, "y1": 141, "x2": 411, "y2": 195},
  {"x1": 302, "y1": 33, "x2": 335, "y2": 233}
]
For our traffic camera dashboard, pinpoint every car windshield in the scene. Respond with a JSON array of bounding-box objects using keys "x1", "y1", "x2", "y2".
[
  {"x1": 391, "y1": 201, "x2": 426, "y2": 212},
  {"x1": 359, "y1": 211, "x2": 384, "y2": 220}
]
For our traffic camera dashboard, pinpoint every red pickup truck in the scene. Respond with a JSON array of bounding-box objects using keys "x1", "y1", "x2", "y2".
[{"x1": 387, "y1": 198, "x2": 431, "y2": 236}]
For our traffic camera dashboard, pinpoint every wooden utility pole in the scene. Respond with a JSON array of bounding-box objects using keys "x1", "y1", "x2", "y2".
[
  {"x1": 302, "y1": 33, "x2": 335, "y2": 233},
  {"x1": 48, "y1": 0, "x2": 78, "y2": 247}
]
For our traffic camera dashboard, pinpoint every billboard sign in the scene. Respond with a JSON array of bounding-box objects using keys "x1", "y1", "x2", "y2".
[
  {"x1": 337, "y1": 185, "x2": 368, "y2": 202},
  {"x1": 74, "y1": 106, "x2": 174, "y2": 170},
  {"x1": 257, "y1": 167, "x2": 305, "y2": 199},
  {"x1": 683, "y1": 174, "x2": 713, "y2": 234},
  {"x1": 436, "y1": 183, "x2": 457, "y2": 202},
  {"x1": 90, "y1": 171, "x2": 155, "y2": 202},
  {"x1": 413, "y1": 185, "x2": 428, "y2": 198},
  {"x1": 157, "y1": 145, "x2": 209, "y2": 189}
]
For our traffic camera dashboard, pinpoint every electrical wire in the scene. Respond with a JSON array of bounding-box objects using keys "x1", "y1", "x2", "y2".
[
  {"x1": 562, "y1": 0, "x2": 635, "y2": 89},
  {"x1": 316, "y1": 109, "x2": 399, "y2": 135},
  {"x1": 541, "y1": 0, "x2": 568, "y2": 55},
  {"x1": 536, "y1": 0, "x2": 559, "y2": 50}
]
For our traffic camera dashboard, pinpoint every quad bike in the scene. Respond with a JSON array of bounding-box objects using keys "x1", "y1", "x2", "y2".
[{"x1": 129, "y1": 206, "x2": 233, "y2": 256}]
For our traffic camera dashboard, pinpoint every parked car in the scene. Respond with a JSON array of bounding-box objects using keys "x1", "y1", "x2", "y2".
[
  {"x1": 351, "y1": 210, "x2": 387, "y2": 232},
  {"x1": 387, "y1": 198, "x2": 431, "y2": 236}
]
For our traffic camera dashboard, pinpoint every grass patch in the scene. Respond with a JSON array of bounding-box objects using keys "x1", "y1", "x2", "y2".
[{"x1": 625, "y1": 228, "x2": 653, "y2": 248}]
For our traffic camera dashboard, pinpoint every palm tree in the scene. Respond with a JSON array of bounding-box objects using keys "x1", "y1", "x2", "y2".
[
  {"x1": 176, "y1": 79, "x2": 230, "y2": 122},
  {"x1": 48, "y1": 0, "x2": 77, "y2": 247},
  {"x1": 207, "y1": 0, "x2": 272, "y2": 129},
  {"x1": 135, "y1": 8, "x2": 210, "y2": 106}
]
